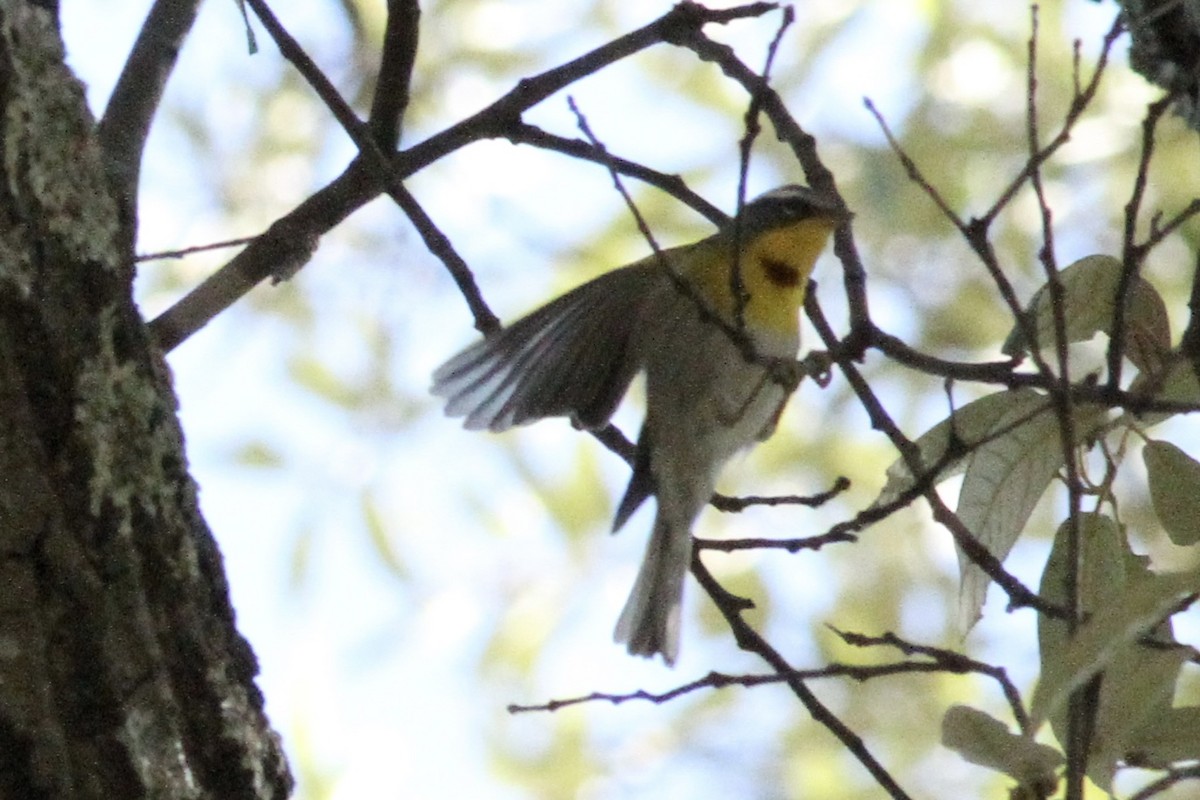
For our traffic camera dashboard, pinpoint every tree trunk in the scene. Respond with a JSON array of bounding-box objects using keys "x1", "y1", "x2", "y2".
[{"x1": 0, "y1": 5, "x2": 291, "y2": 798}]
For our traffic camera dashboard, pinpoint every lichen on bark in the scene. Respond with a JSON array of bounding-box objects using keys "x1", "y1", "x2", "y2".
[
  {"x1": 0, "y1": 3, "x2": 121, "y2": 273},
  {"x1": 0, "y1": 5, "x2": 291, "y2": 797}
]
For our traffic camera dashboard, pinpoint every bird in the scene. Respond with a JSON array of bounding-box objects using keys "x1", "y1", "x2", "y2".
[{"x1": 431, "y1": 184, "x2": 848, "y2": 664}]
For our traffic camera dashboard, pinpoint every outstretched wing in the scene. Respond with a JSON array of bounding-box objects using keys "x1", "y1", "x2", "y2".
[{"x1": 432, "y1": 265, "x2": 657, "y2": 432}]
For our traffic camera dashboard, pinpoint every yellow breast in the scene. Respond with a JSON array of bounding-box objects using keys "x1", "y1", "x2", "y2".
[{"x1": 679, "y1": 217, "x2": 838, "y2": 338}]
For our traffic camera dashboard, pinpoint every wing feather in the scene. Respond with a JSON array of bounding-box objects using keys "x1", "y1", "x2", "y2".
[{"x1": 432, "y1": 265, "x2": 657, "y2": 432}]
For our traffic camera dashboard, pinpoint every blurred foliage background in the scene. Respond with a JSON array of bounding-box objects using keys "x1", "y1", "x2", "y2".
[{"x1": 64, "y1": 0, "x2": 1199, "y2": 797}]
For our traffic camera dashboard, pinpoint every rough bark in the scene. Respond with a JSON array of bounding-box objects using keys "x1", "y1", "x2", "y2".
[{"x1": 0, "y1": 5, "x2": 292, "y2": 798}]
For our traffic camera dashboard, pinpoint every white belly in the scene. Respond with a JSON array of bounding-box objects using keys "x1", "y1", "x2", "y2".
[{"x1": 636, "y1": 293, "x2": 799, "y2": 521}]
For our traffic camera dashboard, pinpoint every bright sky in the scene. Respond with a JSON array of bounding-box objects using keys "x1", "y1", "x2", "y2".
[
  {"x1": 67, "y1": 3, "x2": 884, "y2": 796},
  {"x1": 61, "y1": 1, "x2": 1197, "y2": 798}
]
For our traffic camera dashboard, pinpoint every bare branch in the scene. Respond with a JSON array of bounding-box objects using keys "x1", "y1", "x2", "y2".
[
  {"x1": 1111, "y1": 93, "x2": 1176, "y2": 389},
  {"x1": 711, "y1": 475, "x2": 851, "y2": 513},
  {"x1": 695, "y1": 530, "x2": 855, "y2": 553},
  {"x1": 149, "y1": 1, "x2": 778, "y2": 351},
  {"x1": 136, "y1": 236, "x2": 258, "y2": 262},
  {"x1": 505, "y1": 122, "x2": 726, "y2": 224},
  {"x1": 368, "y1": 0, "x2": 421, "y2": 148},
  {"x1": 509, "y1": 656, "x2": 992, "y2": 714},
  {"x1": 388, "y1": 184, "x2": 500, "y2": 334},
  {"x1": 1126, "y1": 764, "x2": 1200, "y2": 800},
  {"x1": 98, "y1": 0, "x2": 202, "y2": 253},
  {"x1": 689, "y1": 555, "x2": 915, "y2": 800},
  {"x1": 730, "y1": 5, "x2": 795, "y2": 333},
  {"x1": 831, "y1": 629, "x2": 1032, "y2": 736},
  {"x1": 243, "y1": 0, "x2": 375, "y2": 152},
  {"x1": 805, "y1": 286, "x2": 1067, "y2": 619}
]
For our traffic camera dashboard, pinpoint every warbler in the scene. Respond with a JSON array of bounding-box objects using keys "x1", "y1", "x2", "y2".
[{"x1": 432, "y1": 185, "x2": 847, "y2": 664}]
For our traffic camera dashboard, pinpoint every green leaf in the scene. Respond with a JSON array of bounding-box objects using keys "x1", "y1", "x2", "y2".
[
  {"x1": 1090, "y1": 637, "x2": 1193, "y2": 787},
  {"x1": 874, "y1": 389, "x2": 1107, "y2": 630},
  {"x1": 1122, "y1": 356, "x2": 1200, "y2": 430},
  {"x1": 1037, "y1": 513, "x2": 1127, "y2": 659},
  {"x1": 231, "y1": 440, "x2": 285, "y2": 468},
  {"x1": 874, "y1": 388, "x2": 1049, "y2": 509},
  {"x1": 1036, "y1": 516, "x2": 1195, "y2": 789},
  {"x1": 941, "y1": 705, "x2": 1062, "y2": 791},
  {"x1": 1003, "y1": 254, "x2": 1171, "y2": 374},
  {"x1": 507, "y1": 440, "x2": 610, "y2": 542},
  {"x1": 1032, "y1": 567, "x2": 1200, "y2": 730},
  {"x1": 1144, "y1": 440, "x2": 1200, "y2": 546},
  {"x1": 1125, "y1": 707, "x2": 1200, "y2": 764},
  {"x1": 1125, "y1": 281, "x2": 1172, "y2": 375},
  {"x1": 288, "y1": 355, "x2": 361, "y2": 408},
  {"x1": 363, "y1": 489, "x2": 409, "y2": 580},
  {"x1": 955, "y1": 399, "x2": 1107, "y2": 630},
  {"x1": 955, "y1": 400, "x2": 1062, "y2": 629},
  {"x1": 288, "y1": 524, "x2": 315, "y2": 591}
]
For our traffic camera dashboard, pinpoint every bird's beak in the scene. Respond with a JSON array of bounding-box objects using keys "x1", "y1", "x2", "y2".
[{"x1": 820, "y1": 206, "x2": 854, "y2": 227}]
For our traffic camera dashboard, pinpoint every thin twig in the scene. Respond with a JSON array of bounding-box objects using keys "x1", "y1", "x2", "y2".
[
  {"x1": 136, "y1": 236, "x2": 259, "y2": 262},
  {"x1": 1136, "y1": 197, "x2": 1200, "y2": 255},
  {"x1": 398, "y1": 2, "x2": 780, "y2": 169},
  {"x1": 831, "y1": 629, "x2": 1032, "y2": 735},
  {"x1": 729, "y1": 6, "x2": 794, "y2": 333},
  {"x1": 1125, "y1": 764, "x2": 1200, "y2": 800},
  {"x1": 388, "y1": 184, "x2": 500, "y2": 333},
  {"x1": 1111, "y1": 93, "x2": 1176, "y2": 389},
  {"x1": 865, "y1": 97, "x2": 1056, "y2": 390},
  {"x1": 98, "y1": 0, "x2": 203, "y2": 253},
  {"x1": 863, "y1": 98, "x2": 965, "y2": 229},
  {"x1": 980, "y1": 15, "x2": 1125, "y2": 228},
  {"x1": 712, "y1": 475, "x2": 850, "y2": 512},
  {"x1": 242, "y1": 0, "x2": 377, "y2": 154},
  {"x1": 805, "y1": 290, "x2": 1067, "y2": 618},
  {"x1": 564, "y1": 97, "x2": 803, "y2": 388},
  {"x1": 509, "y1": 657, "x2": 992, "y2": 714},
  {"x1": 689, "y1": 555, "x2": 915, "y2": 800},
  {"x1": 505, "y1": 122, "x2": 726, "y2": 224},
  {"x1": 1020, "y1": 8, "x2": 1092, "y2": 795},
  {"x1": 367, "y1": 0, "x2": 420, "y2": 148},
  {"x1": 149, "y1": 1, "x2": 777, "y2": 350},
  {"x1": 695, "y1": 530, "x2": 855, "y2": 553}
]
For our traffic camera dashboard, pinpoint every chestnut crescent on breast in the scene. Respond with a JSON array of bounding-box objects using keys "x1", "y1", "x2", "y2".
[{"x1": 761, "y1": 257, "x2": 802, "y2": 287}]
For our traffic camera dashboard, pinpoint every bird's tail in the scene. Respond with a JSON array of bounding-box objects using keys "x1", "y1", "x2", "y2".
[{"x1": 613, "y1": 512, "x2": 692, "y2": 665}]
